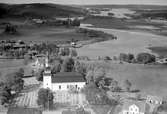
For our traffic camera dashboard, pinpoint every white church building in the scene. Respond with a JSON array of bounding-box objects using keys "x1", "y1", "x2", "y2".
[{"x1": 43, "y1": 68, "x2": 86, "y2": 91}]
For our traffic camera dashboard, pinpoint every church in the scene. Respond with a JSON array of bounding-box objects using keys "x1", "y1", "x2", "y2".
[{"x1": 42, "y1": 56, "x2": 86, "y2": 91}]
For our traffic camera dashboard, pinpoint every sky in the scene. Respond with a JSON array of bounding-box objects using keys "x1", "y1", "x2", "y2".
[{"x1": 0, "y1": 0, "x2": 167, "y2": 5}]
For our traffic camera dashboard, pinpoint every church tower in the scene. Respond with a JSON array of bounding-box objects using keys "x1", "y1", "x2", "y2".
[
  {"x1": 43, "y1": 67, "x2": 52, "y2": 89},
  {"x1": 45, "y1": 52, "x2": 49, "y2": 68},
  {"x1": 43, "y1": 52, "x2": 52, "y2": 89}
]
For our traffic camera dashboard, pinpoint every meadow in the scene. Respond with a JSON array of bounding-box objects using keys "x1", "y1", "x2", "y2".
[{"x1": 106, "y1": 62, "x2": 167, "y2": 97}]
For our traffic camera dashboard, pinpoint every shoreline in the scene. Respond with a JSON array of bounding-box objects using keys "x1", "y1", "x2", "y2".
[{"x1": 77, "y1": 24, "x2": 167, "y2": 59}]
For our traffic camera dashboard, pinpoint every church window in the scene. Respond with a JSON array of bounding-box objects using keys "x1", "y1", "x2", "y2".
[{"x1": 59, "y1": 85, "x2": 61, "y2": 90}]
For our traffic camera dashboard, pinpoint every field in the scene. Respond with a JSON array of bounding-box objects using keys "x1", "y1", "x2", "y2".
[
  {"x1": 13, "y1": 77, "x2": 40, "y2": 108},
  {"x1": 0, "y1": 25, "x2": 113, "y2": 44},
  {"x1": 82, "y1": 60, "x2": 167, "y2": 97},
  {"x1": 82, "y1": 15, "x2": 167, "y2": 36},
  {"x1": 106, "y1": 62, "x2": 167, "y2": 97},
  {"x1": 0, "y1": 59, "x2": 33, "y2": 78}
]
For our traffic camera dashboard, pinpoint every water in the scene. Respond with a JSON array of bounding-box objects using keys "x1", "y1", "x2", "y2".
[{"x1": 77, "y1": 24, "x2": 167, "y2": 59}]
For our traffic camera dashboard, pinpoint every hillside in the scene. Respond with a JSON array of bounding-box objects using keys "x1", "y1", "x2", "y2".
[
  {"x1": 0, "y1": 3, "x2": 86, "y2": 19},
  {"x1": 82, "y1": 5, "x2": 167, "y2": 10}
]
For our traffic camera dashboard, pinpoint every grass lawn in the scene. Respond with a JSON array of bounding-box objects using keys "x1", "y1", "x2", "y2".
[
  {"x1": 105, "y1": 62, "x2": 167, "y2": 97},
  {"x1": 81, "y1": 60, "x2": 167, "y2": 97},
  {"x1": 0, "y1": 59, "x2": 33, "y2": 78},
  {"x1": 82, "y1": 17, "x2": 167, "y2": 36},
  {"x1": 0, "y1": 25, "x2": 112, "y2": 43},
  {"x1": 83, "y1": 17, "x2": 163, "y2": 29},
  {"x1": 90, "y1": 105, "x2": 111, "y2": 114}
]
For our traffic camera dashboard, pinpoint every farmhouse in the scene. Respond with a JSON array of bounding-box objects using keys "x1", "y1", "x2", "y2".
[
  {"x1": 43, "y1": 67, "x2": 86, "y2": 91},
  {"x1": 119, "y1": 100, "x2": 147, "y2": 114}
]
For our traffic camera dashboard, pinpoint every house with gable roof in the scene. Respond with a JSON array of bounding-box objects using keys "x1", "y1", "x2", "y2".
[{"x1": 119, "y1": 99, "x2": 147, "y2": 114}]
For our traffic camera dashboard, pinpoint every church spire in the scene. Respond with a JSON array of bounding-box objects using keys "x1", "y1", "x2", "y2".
[{"x1": 45, "y1": 52, "x2": 49, "y2": 68}]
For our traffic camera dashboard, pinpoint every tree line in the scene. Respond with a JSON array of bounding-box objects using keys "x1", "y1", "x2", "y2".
[{"x1": 0, "y1": 68, "x2": 24, "y2": 106}]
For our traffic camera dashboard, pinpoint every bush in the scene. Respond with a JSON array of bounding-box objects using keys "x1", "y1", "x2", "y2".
[
  {"x1": 61, "y1": 57, "x2": 74, "y2": 72},
  {"x1": 136, "y1": 53, "x2": 156, "y2": 64}
]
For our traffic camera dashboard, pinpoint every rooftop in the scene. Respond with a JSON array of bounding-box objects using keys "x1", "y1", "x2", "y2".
[
  {"x1": 122, "y1": 99, "x2": 146, "y2": 113},
  {"x1": 7, "y1": 107, "x2": 42, "y2": 114},
  {"x1": 52, "y1": 72, "x2": 85, "y2": 83}
]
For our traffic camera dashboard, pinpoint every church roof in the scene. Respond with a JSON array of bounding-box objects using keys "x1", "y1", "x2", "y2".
[{"x1": 52, "y1": 72, "x2": 85, "y2": 83}]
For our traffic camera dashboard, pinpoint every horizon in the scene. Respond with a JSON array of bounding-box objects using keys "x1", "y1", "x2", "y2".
[{"x1": 0, "y1": 0, "x2": 167, "y2": 6}]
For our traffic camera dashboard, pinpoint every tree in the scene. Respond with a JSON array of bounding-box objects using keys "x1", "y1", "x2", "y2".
[
  {"x1": 51, "y1": 63, "x2": 61, "y2": 74},
  {"x1": 35, "y1": 69, "x2": 44, "y2": 81},
  {"x1": 2, "y1": 70, "x2": 24, "y2": 93},
  {"x1": 72, "y1": 18, "x2": 80, "y2": 26},
  {"x1": 0, "y1": 85, "x2": 12, "y2": 105},
  {"x1": 70, "y1": 49, "x2": 78, "y2": 57},
  {"x1": 85, "y1": 70, "x2": 94, "y2": 84},
  {"x1": 136, "y1": 53, "x2": 156, "y2": 64},
  {"x1": 4, "y1": 24, "x2": 17, "y2": 34},
  {"x1": 119, "y1": 53, "x2": 135, "y2": 63},
  {"x1": 119, "y1": 53, "x2": 128, "y2": 62},
  {"x1": 83, "y1": 83, "x2": 118, "y2": 105},
  {"x1": 59, "y1": 47, "x2": 70, "y2": 56},
  {"x1": 124, "y1": 80, "x2": 132, "y2": 92},
  {"x1": 37, "y1": 88, "x2": 54, "y2": 109},
  {"x1": 93, "y1": 67, "x2": 106, "y2": 82},
  {"x1": 61, "y1": 57, "x2": 74, "y2": 72},
  {"x1": 74, "y1": 61, "x2": 87, "y2": 75},
  {"x1": 109, "y1": 80, "x2": 122, "y2": 92},
  {"x1": 16, "y1": 68, "x2": 24, "y2": 78}
]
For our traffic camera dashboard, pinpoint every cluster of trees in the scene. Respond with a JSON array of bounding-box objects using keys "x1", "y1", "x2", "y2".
[
  {"x1": 4, "y1": 24, "x2": 17, "y2": 34},
  {"x1": 31, "y1": 43, "x2": 59, "y2": 55},
  {"x1": 35, "y1": 57, "x2": 76, "y2": 81},
  {"x1": 37, "y1": 88, "x2": 54, "y2": 109},
  {"x1": 0, "y1": 41, "x2": 59, "y2": 59},
  {"x1": 119, "y1": 52, "x2": 156, "y2": 64},
  {"x1": 62, "y1": 18, "x2": 80, "y2": 27},
  {"x1": 82, "y1": 82, "x2": 119, "y2": 105},
  {"x1": 78, "y1": 61, "x2": 134, "y2": 106},
  {"x1": 76, "y1": 28, "x2": 114, "y2": 40},
  {"x1": 0, "y1": 68, "x2": 24, "y2": 106},
  {"x1": 58, "y1": 47, "x2": 77, "y2": 57}
]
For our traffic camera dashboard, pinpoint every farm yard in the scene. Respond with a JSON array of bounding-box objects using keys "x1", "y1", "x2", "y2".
[
  {"x1": 14, "y1": 90, "x2": 38, "y2": 108},
  {"x1": 13, "y1": 77, "x2": 40, "y2": 108}
]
